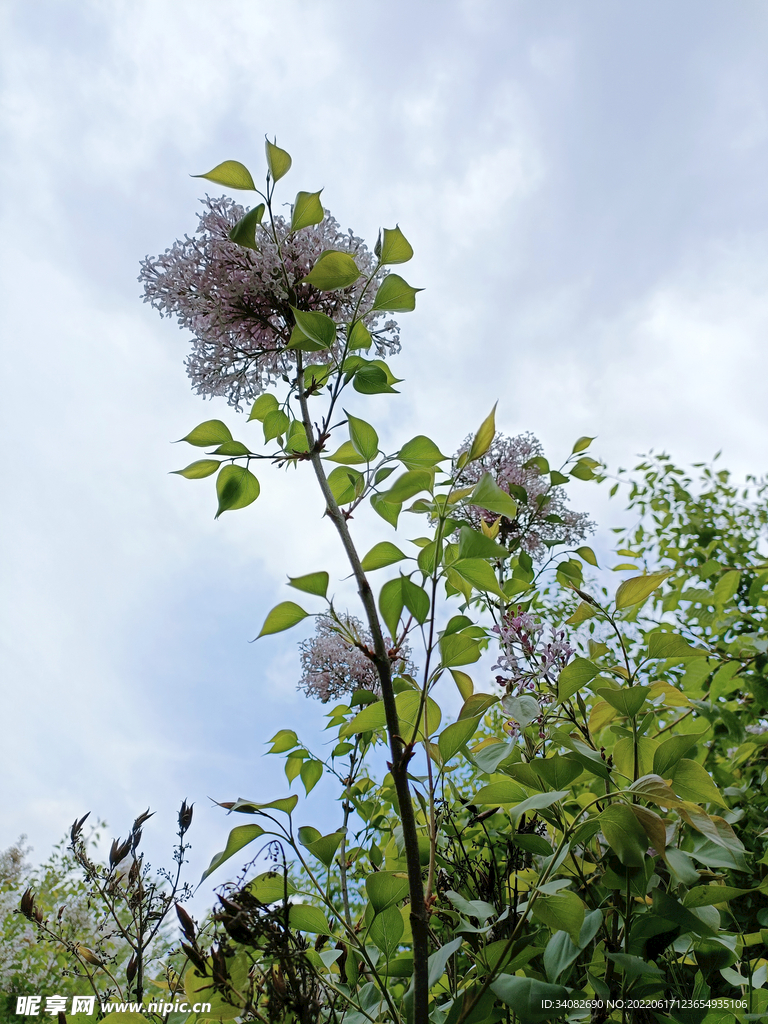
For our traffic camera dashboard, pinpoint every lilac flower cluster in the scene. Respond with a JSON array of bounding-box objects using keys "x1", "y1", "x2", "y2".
[
  {"x1": 139, "y1": 197, "x2": 400, "y2": 409},
  {"x1": 493, "y1": 609, "x2": 574, "y2": 697},
  {"x1": 298, "y1": 614, "x2": 413, "y2": 703},
  {"x1": 454, "y1": 432, "x2": 594, "y2": 559}
]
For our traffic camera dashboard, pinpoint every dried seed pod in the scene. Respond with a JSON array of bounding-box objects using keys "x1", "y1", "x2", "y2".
[
  {"x1": 126, "y1": 953, "x2": 137, "y2": 983},
  {"x1": 19, "y1": 888, "x2": 35, "y2": 919},
  {"x1": 179, "y1": 800, "x2": 194, "y2": 833},
  {"x1": 176, "y1": 903, "x2": 196, "y2": 944}
]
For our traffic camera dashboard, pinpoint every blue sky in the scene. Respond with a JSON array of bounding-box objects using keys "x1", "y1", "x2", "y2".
[{"x1": 1, "y1": 0, "x2": 767, "y2": 897}]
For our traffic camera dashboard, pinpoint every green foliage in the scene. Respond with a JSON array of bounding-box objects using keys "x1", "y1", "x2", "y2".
[{"x1": 134, "y1": 147, "x2": 768, "y2": 1023}]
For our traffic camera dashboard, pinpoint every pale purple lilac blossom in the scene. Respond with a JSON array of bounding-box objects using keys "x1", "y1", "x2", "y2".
[
  {"x1": 298, "y1": 614, "x2": 413, "y2": 703},
  {"x1": 139, "y1": 197, "x2": 400, "y2": 409},
  {"x1": 493, "y1": 609, "x2": 575, "y2": 737},
  {"x1": 454, "y1": 433, "x2": 594, "y2": 559}
]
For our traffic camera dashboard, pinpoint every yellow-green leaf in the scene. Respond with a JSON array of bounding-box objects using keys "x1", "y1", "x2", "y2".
[
  {"x1": 615, "y1": 572, "x2": 670, "y2": 610},
  {"x1": 257, "y1": 601, "x2": 309, "y2": 637},
  {"x1": 180, "y1": 419, "x2": 233, "y2": 447},
  {"x1": 370, "y1": 274, "x2": 422, "y2": 312},
  {"x1": 361, "y1": 541, "x2": 407, "y2": 572},
  {"x1": 288, "y1": 571, "x2": 329, "y2": 598},
  {"x1": 201, "y1": 823, "x2": 265, "y2": 882},
  {"x1": 467, "y1": 404, "x2": 497, "y2": 462},
  {"x1": 229, "y1": 204, "x2": 265, "y2": 249},
  {"x1": 265, "y1": 139, "x2": 291, "y2": 182},
  {"x1": 215, "y1": 465, "x2": 260, "y2": 517},
  {"x1": 193, "y1": 159, "x2": 255, "y2": 190},
  {"x1": 303, "y1": 250, "x2": 361, "y2": 290},
  {"x1": 171, "y1": 459, "x2": 220, "y2": 479},
  {"x1": 290, "y1": 190, "x2": 324, "y2": 232},
  {"x1": 379, "y1": 225, "x2": 414, "y2": 265}
]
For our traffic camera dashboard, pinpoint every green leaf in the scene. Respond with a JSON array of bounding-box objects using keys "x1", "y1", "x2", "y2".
[
  {"x1": 384, "y1": 470, "x2": 433, "y2": 503},
  {"x1": 369, "y1": 905, "x2": 404, "y2": 958},
  {"x1": 216, "y1": 465, "x2": 260, "y2": 517},
  {"x1": 346, "y1": 700, "x2": 387, "y2": 735},
  {"x1": 201, "y1": 823, "x2": 265, "y2": 882},
  {"x1": 401, "y1": 577, "x2": 430, "y2": 622},
  {"x1": 269, "y1": 730, "x2": 298, "y2": 753},
  {"x1": 491, "y1": 975, "x2": 570, "y2": 1022},
  {"x1": 302, "y1": 250, "x2": 361, "y2": 290},
  {"x1": 450, "y1": 668, "x2": 474, "y2": 701},
  {"x1": 287, "y1": 323, "x2": 327, "y2": 352},
  {"x1": 472, "y1": 780, "x2": 535, "y2": 805},
  {"x1": 193, "y1": 160, "x2": 255, "y2": 190},
  {"x1": 445, "y1": 890, "x2": 497, "y2": 923},
  {"x1": 557, "y1": 657, "x2": 599, "y2": 701},
  {"x1": 327, "y1": 465, "x2": 364, "y2": 505},
  {"x1": 257, "y1": 601, "x2": 309, "y2": 637},
  {"x1": 213, "y1": 440, "x2": 252, "y2": 456},
  {"x1": 599, "y1": 804, "x2": 648, "y2": 867},
  {"x1": 353, "y1": 363, "x2": 398, "y2": 394},
  {"x1": 228, "y1": 204, "x2": 265, "y2": 249},
  {"x1": 370, "y1": 493, "x2": 401, "y2": 527},
  {"x1": 290, "y1": 190, "x2": 324, "y2": 231},
  {"x1": 501, "y1": 693, "x2": 541, "y2": 729},
  {"x1": 565, "y1": 601, "x2": 598, "y2": 625},
  {"x1": 470, "y1": 472, "x2": 518, "y2": 519},
  {"x1": 288, "y1": 571, "x2": 329, "y2": 598},
  {"x1": 300, "y1": 759, "x2": 323, "y2": 794},
  {"x1": 346, "y1": 412, "x2": 379, "y2": 461},
  {"x1": 594, "y1": 686, "x2": 649, "y2": 718},
  {"x1": 531, "y1": 892, "x2": 586, "y2": 946},
  {"x1": 653, "y1": 731, "x2": 708, "y2": 778},
  {"x1": 572, "y1": 436, "x2": 595, "y2": 454},
  {"x1": 543, "y1": 909, "x2": 603, "y2": 982},
  {"x1": 290, "y1": 307, "x2": 336, "y2": 349},
  {"x1": 366, "y1": 871, "x2": 410, "y2": 913},
  {"x1": 248, "y1": 869, "x2": 297, "y2": 903},
  {"x1": 396, "y1": 689, "x2": 442, "y2": 738},
  {"x1": 682, "y1": 884, "x2": 754, "y2": 907},
  {"x1": 457, "y1": 526, "x2": 508, "y2": 560},
  {"x1": 171, "y1": 459, "x2": 220, "y2": 479},
  {"x1": 370, "y1": 273, "x2": 422, "y2": 312},
  {"x1": 459, "y1": 692, "x2": 499, "y2": 719},
  {"x1": 398, "y1": 434, "x2": 447, "y2": 470},
  {"x1": 263, "y1": 408, "x2": 290, "y2": 441},
  {"x1": 531, "y1": 755, "x2": 583, "y2": 790},
  {"x1": 230, "y1": 794, "x2": 299, "y2": 816},
  {"x1": 452, "y1": 558, "x2": 507, "y2": 599},
  {"x1": 647, "y1": 632, "x2": 708, "y2": 659},
  {"x1": 439, "y1": 632, "x2": 481, "y2": 668},
  {"x1": 348, "y1": 319, "x2": 372, "y2": 349},
  {"x1": 438, "y1": 717, "x2": 481, "y2": 761},
  {"x1": 180, "y1": 419, "x2": 233, "y2": 447},
  {"x1": 576, "y1": 546, "x2": 599, "y2": 566},
  {"x1": 379, "y1": 225, "x2": 414, "y2": 265},
  {"x1": 289, "y1": 903, "x2": 331, "y2": 934},
  {"x1": 615, "y1": 572, "x2": 670, "y2": 610},
  {"x1": 467, "y1": 404, "x2": 497, "y2": 462},
  {"x1": 265, "y1": 139, "x2": 291, "y2": 182},
  {"x1": 304, "y1": 831, "x2": 345, "y2": 868},
  {"x1": 428, "y1": 937, "x2": 463, "y2": 989},
  {"x1": 671, "y1": 758, "x2": 725, "y2": 806},
  {"x1": 325, "y1": 440, "x2": 367, "y2": 465},
  {"x1": 302, "y1": 362, "x2": 333, "y2": 389},
  {"x1": 361, "y1": 542, "x2": 407, "y2": 572},
  {"x1": 248, "y1": 393, "x2": 279, "y2": 421},
  {"x1": 285, "y1": 420, "x2": 310, "y2": 454}
]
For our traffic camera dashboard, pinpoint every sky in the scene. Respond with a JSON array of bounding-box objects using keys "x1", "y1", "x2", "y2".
[{"x1": 1, "y1": 0, "x2": 767, "y2": 899}]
